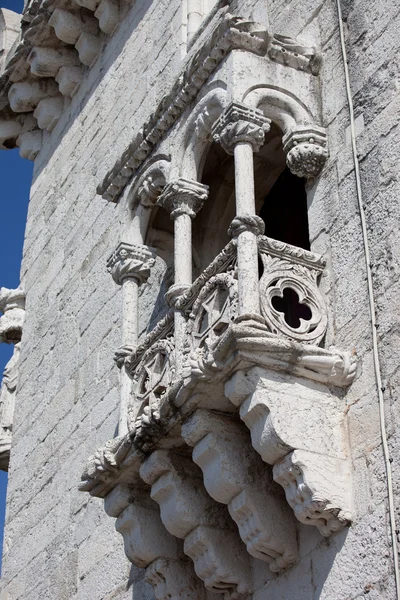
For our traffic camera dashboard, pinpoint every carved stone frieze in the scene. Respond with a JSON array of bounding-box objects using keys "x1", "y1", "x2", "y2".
[
  {"x1": 225, "y1": 367, "x2": 353, "y2": 536},
  {"x1": 212, "y1": 101, "x2": 271, "y2": 155},
  {"x1": 106, "y1": 242, "x2": 156, "y2": 286},
  {"x1": 283, "y1": 127, "x2": 328, "y2": 179},
  {"x1": 157, "y1": 178, "x2": 208, "y2": 220},
  {"x1": 182, "y1": 410, "x2": 298, "y2": 572}
]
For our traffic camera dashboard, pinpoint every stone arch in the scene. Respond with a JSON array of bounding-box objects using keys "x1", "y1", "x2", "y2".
[
  {"x1": 180, "y1": 85, "x2": 227, "y2": 182},
  {"x1": 243, "y1": 85, "x2": 328, "y2": 180}
]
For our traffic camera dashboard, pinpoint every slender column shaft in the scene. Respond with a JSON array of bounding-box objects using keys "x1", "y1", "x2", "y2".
[
  {"x1": 174, "y1": 212, "x2": 193, "y2": 286},
  {"x1": 122, "y1": 277, "x2": 139, "y2": 350},
  {"x1": 213, "y1": 102, "x2": 271, "y2": 319},
  {"x1": 107, "y1": 242, "x2": 155, "y2": 435},
  {"x1": 233, "y1": 142, "x2": 260, "y2": 316}
]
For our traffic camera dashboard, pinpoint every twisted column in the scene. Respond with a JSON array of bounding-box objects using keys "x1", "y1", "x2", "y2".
[
  {"x1": 213, "y1": 102, "x2": 270, "y2": 317},
  {"x1": 157, "y1": 178, "x2": 208, "y2": 360},
  {"x1": 107, "y1": 242, "x2": 155, "y2": 435}
]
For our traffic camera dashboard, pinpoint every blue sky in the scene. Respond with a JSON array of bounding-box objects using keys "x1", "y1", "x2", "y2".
[{"x1": 0, "y1": 0, "x2": 32, "y2": 570}]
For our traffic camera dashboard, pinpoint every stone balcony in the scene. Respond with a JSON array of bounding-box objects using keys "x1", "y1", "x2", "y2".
[{"x1": 80, "y1": 236, "x2": 356, "y2": 600}]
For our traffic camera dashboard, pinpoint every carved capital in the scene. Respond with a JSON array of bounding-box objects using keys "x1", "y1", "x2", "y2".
[
  {"x1": 107, "y1": 242, "x2": 155, "y2": 286},
  {"x1": 0, "y1": 287, "x2": 25, "y2": 344},
  {"x1": 283, "y1": 127, "x2": 328, "y2": 179},
  {"x1": 212, "y1": 102, "x2": 271, "y2": 154},
  {"x1": 157, "y1": 178, "x2": 208, "y2": 220},
  {"x1": 228, "y1": 214, "x2": 265, "y2": 238}
]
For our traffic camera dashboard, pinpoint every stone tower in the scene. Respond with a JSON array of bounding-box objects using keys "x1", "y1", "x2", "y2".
[{"x1": 0, "y1": 1, "x2": 399, "y2": 599}]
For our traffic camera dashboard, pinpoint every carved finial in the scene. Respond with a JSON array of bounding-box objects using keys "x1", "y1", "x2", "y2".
[
  {"x1": 283, "y1": 127, "x2": 328, "y2": 179},
  {"x1": 212, "y1": 102, "x2": 271, "y2": 155},
  {"x1": 107, "y1": 243, "x2": 156, "y2": 286},
  {"x1": 157, "y1": 178, "x2": 208, "y2": 220}
]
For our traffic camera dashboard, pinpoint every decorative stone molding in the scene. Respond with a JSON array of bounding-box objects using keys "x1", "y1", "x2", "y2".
[
  {"x1": 106, "y1": 242, "x2": 156, "y2": 286},
  {"x1": 8, "y1": 79, "x2": 59, "y2": 113},
  {"x1": 98, "y1": 13, "x2": 322, "y2": 202},
  {"x1": 27, "y1": 45, "x2": 79, "y2": 78},
  {"x1": 33, "y1": 95, "x2": 64, "y2": 131},
  {"x1": 267, "y1": 34, "x2": 322, "y2": 75},
  {"x1": 157, "y1": 178, "x2": 208, "y2": 220},
  {"x1": 16, "y1": 129, "x2": 42, "y2": 159},
  {"x1": 212, "y1": 101, "x2": 271, "y2": 155},
  {"x1": 225, "y1": 367, "x2": 353, "y2": 536},
  {"x1": 140, "y1": 450, "x2": 252, "y2": 597},
  {"x1": 0, "y1": 286, "x2": 25, "y2": 344},
  {"x1": 182, "y1": 410, "x2": 298, "y2": 572},
  {"x1": 283, "y1": 127, "x2": 328, "y2": 179}
]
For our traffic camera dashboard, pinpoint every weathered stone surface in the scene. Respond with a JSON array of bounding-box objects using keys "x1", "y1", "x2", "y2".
[{"x1": 0, "y1": 0, "x2": 399, "y2": 599}]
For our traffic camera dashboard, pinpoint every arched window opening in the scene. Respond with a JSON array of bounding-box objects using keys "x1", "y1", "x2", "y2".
[
  {"x1": 193, "y1": 141, "x2": 236, "y2": 276},
  {"x1": 258, "y1": 166, "x2": 310, "y2": 251}
]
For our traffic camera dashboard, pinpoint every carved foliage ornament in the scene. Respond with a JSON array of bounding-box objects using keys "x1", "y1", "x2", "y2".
[
  {"x1": 157, "y1": 178, "x2": 208, "y2": 220},
  {"x1": 212, "y1": 101, "x2": 271, "y2": 155},
  {"x1": 106, "y1": 242, "x2": 155, "y2": 286}
]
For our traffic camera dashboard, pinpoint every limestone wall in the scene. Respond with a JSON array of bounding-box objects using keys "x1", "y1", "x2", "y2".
[{"x1": 1, "y1": 0, "x2": 399, "y2": 599}]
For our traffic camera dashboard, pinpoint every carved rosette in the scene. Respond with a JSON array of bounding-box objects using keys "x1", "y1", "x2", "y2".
[
  {"x1": 283, "y1": 127, "x2": 328, "y2": 179},
  {"x1": 106, "y1": 242, "x2": 155, "y2": 285},
  {"x1": 258, "y1": 236, "x2": 328, "y2": 345},
  {"x1": 0, "y1": 287, "x2": 25, "y2": 344},
  {"x1": 212, "y1": 101, "x2": 271, "y2": 155},
  {"x1": 157, "y1": 178, "x2": 208, "y2": 220}
]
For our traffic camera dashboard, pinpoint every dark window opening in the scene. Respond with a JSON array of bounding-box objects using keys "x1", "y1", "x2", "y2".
[{"x1": 259, "y1": 167, "x2": 310, "y2": 251}]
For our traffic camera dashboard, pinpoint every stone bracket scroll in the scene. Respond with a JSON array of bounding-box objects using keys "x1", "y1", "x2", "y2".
[{"x1": 225, "y1": 367, "x2": 353, "y2": 537}]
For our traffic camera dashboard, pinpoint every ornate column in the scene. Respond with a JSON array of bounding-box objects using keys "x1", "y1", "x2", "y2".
[
  {"x1": 213, "y1": 102, "x2": 270, "y2": 318},
  {"x1": 157, "y1": 178, "x2": 208, "y2": 360},
  {"x1": 107, "y1": 243, "x2": 155, "y2": 434}
]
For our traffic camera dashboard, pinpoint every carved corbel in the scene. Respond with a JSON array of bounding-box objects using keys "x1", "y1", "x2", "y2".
[
  {"x1": 94, "y1": 0, "x2": 119, "y2": 35},
  {"x1": 140, "y1": 450, "x2": 252, "y2": 598},
  {"x1": 283, "y1": 126, "x2": 328, "y2": 179},
  {"x1": 0, "y1": 287, "x2": 25, "y2": 344},
  {"x1": 27, "y1": 46, "x2": 80, "y2": 78},
  {"x1": 182, "y1": 410, "x2": 298, "y2": 572},
  {"x1": 225, "y1": 367, "x2": 352, "y2": 537},
  {"x1": 33, "y1": 95, "x2": 64, "y2": 132},
  {"x1": 8, "y1": 79, "x2": 60, "y2": 113}
]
